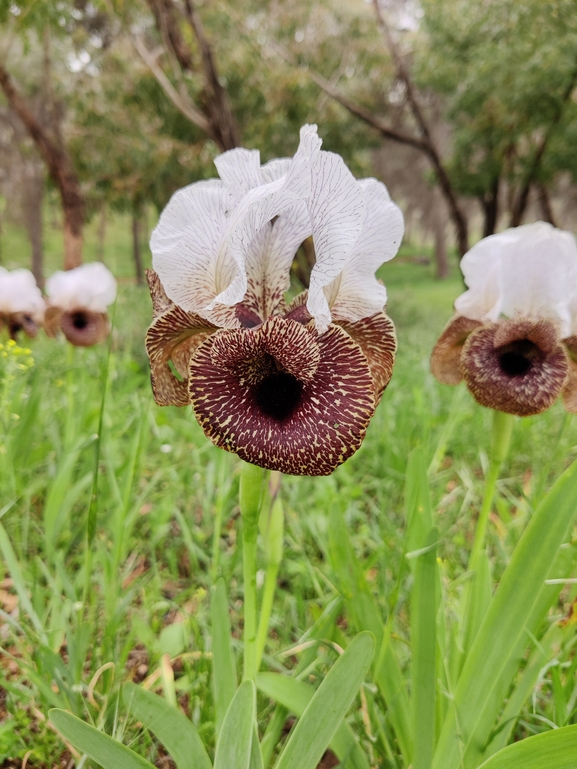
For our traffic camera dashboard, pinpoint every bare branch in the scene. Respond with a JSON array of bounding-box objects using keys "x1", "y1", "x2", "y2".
[
  {"x1": 261, "y1": 33, "x2": 429, "y2": 152},
  {"x1": 132, "y1": 35, "x2": 210, "y2": 134},
  {"x1": 373, "y1": 0, "x2": 469, "y2": 255},
  {"x1": 0, "y1": 63, "x2": 84, "y2": 268},
  {"x1": 510, "y1": 54, "x2": 577, "y2": 226},
  {"x1": 183, "y1": 0, "x2": 240, "y2": 149}
]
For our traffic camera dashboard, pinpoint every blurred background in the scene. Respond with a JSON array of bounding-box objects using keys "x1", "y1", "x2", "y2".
[{"x1": 2, "y1": 0, "x2": 577, "y2": 285}]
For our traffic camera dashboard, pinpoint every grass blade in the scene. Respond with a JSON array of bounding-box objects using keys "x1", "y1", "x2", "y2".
[
  {"x1": 250, "y1": 724, "x2": 264, "y2": 769},
  {"x1": 411, "y1": 526, "x2": 438, "y2": 769},
  {"x1": 123, "y1": 682, "x2": 212, "y2": 769},
  {"x1": 274, "y1": 631, "x2": 374, "y2": 769},
  {"x1": 257, "y1": 672, "x2": 370, "y2": 769},
  {"x1": 433, "y1": 458, "x2": 577, "y2": 769},
  {"x1": 49, "y1": 709, "x2": 155, "y2": 769},
  {"x1": 211, "y1": 577, "x2": 238, "y2": 734},
  {"x1": 0, "y1": 521, "x2": 45, "y2": 640},
  {"x1": 477, "y1": 724, "x2": 577, "y2": 769},
  {"x1": 328, "y1": 504, "x2": 412, "y2": 764},
  {"x1": 213, "y1": 679, "x2": 255, "y2": 769}
]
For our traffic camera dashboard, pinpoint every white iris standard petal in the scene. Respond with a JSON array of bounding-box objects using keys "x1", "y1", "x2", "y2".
[
  {"x1": 214, "y1": 147, "x2": 262, "y2": 192},
  {"x1": 455, "y1": 222, "x2": 577, "y2": 337},
  {"x1": 326, "y1": 178, "x2": 404, "y2": 323},
  {"x1": 151, "y1": 180, "x2": 237, "y2": 319},
  {"x1": 46, "y1": 263, "x2": 116, "y2": 313},
  {"x1": 212, "y1": 124, "x2": 322, "y2": 310},
  {"x1": 0, "y1": 268, "x2": 45, "y2": 318},
  {"x1": 305, "y1": 151, "x2": 366, "y2": 333}
]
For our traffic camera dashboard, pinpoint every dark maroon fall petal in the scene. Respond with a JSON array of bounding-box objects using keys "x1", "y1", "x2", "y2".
[
  {"x1": 189, "y1": 317, "x2": 376, "y2": 475},
  {"x1": 1, "y1": 311, "x2": 39, "y2": 340},
  {"x1": 461, "y1": 318, "x2": 569, "y2": 416},
  {"x1": 59, "y1": 309, "x2": 110, "y2": 347},
  {"x1": 337, "y1": 311, "x2": 397, "y2": 404},
  {"x1": 146, "y1": 304, "x2": 216, "y2": 407},
  {"x1": 431, "y1": 315, "x2": 483, "y2": 386},
  {"x1": 562, "y1": 336, "x2": 577, "y2": 414}
]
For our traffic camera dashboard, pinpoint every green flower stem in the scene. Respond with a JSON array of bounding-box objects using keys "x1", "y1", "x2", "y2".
[
  {"x1": 240, "y1": 462, "x2": 265, "y2": 681},
  {"x1": 468, "y1": 409, "x2": 515, "y2": 570},
  {"x1": 256, "y1": 472, "x2": 283, "y2": 669}
]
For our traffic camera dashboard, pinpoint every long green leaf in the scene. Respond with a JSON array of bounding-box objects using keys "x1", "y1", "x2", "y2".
[
  {"x1": 482, "y1": 545, "x2": 575, "y2": 760},
  {"x1": 213, "y1": 679, "x2": 255, "y2": 769},
  {"x1": 477, "y1": 724, "x2": 577, "y2": 769},
  {"x1": 0, "y1": 521, "x2": 45, "y2": 640},
  {"x1": 433, "y1": 458, "x2": 577, "y2": 769},
  {"x1": 411, "y1": 526, "x2": 438, "y2": 769},
  {"x1": 250, "y1": 725, "x2": 264, "y2": 769},
  {"x1": 123, "y1": 682, "x2": 212, "y2": 769},
  {"x1": 274, "y1": 631, "x2": 374, "y2": 769},
  {"x1": 43, "y1": 435, "x2": 95, "y2": 548},
  {"x1": 328, "y1": 505, "x2": 411, "y2": 764},
  {"x1": 211, "y1": 577, "x2": 238, "y2": 735},
  {"x1": 257, "y1": 673, "x2": 370, "y2": 769},
  {"x1": 49, "y1": 709, "x2": 155, "y2": 769}
]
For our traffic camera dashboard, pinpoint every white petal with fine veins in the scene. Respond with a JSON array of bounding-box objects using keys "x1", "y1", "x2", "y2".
[
  {"x1": 152, "y1": 126, "x2": 322, "y2": 322},
  {"x1": 46, "y1": 263, "x2": 116, "y2": 313},
  {"x1": 0, "y1": 268, "x2": 45, "y2": 319},
  {"x1": 151, "y1": 179, "x2": 237, "y2": 322},
  {"x1": 326, "y1": 178, "x2": 404, "y2": 322},
  {"x1": 455, "y1": 222, "x2": 577, "y2": 338},
  {"x1": 214, "y1": 148, "x2": 262, "y2": 193},
  {"x1": 305, "y1": 151, "x2": 366, "y2": 332}
]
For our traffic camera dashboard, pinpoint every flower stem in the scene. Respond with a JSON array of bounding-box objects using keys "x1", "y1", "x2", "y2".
[
  {"x1": 468, "y1": 410, "x2": 514, "y2": 570},
  {"x1": 239, "y1": 462, "x2": 265, "y2": 681}
]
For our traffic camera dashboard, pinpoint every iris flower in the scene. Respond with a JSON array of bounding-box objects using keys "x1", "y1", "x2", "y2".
[
  {"x1": 45, "y1": 263, "x2": 117, "y2": 347},
  {"x1": 0, "y1": 268, "x2": 45, "y2": 339},
  {"x1": 146, "y1": 124, "x2": 403, "y2": 475},
  {"x1": 431, "y1": 222, "x2": 577, "y2": 416}
]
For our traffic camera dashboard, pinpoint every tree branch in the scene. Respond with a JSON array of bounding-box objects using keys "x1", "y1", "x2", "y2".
[
  {"x1": 372, "y1": 0, "x2": 469, "y2": 255},
  {"x1": 132, "y1": 35, "x2": 210, "y2": 134},
  {"x1": 182, "y1": 0, "x2": 240, "y2": 150},
  {"x1": 264, "y1": 35, "x2": 429, "y2": 152},
  {"x1": 510, "y1": 54, "x2": 577, "y2": 226},
  {"x1": 0, "y1": 63, "x2": 84, "y2": 268}
]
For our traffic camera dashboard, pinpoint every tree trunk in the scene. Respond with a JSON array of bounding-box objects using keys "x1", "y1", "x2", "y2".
[
  {"x1": 22, "y1": 164, "x2": 44, "y2": 287},
  {"x1": 132, "y1": 213, "x2": 144, "y2": 285},
  {"x1": 146, "y1": 0, "x2": 240, "y2": 150},
  {"x1": 0, "y1": 63, "x2": 84, "y2": 270},
  {"x1": 481, "y1": 178, "x2": 500, "y2": 237},
  {"x1": 510, "y1": 55, "x2": 577, "y2": 227},
  {"x1": 433, "y1": 215, "x2": 449, "y2": 280},
  {"x1": 537, "y1": 183, "x2": 556, "y2": 226},
  {"x1": 97, "y1": 202, "x2": 107, "y2": 262},
  {"x1": 372, "y1": 0, "x2": 468, "y2": 256}
]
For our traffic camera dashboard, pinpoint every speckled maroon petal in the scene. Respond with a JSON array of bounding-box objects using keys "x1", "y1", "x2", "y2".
[
  {"x1": 431, "y1": 315, "x2": 483, "y2": 386},
  {"x1": 147, "y1": 269, "x2": 173, "y2": 317},
  {"x1": 461, "y1": 319, "x2": 569, "y2": 416},
  {"x1": 284, "y1": 290, "x2": 312, "y2": 325},
  {"x1": 189, "y1": 320, "x2": 375, "y2": 476},
  {"x1": 338, "y1": 311, "x2": 397, "y2": 404},
  {"x1": 209, "y1": 317, "x2": 320, "y2": 386},
  {"x1": 146, "y1": 305, "x2": 216, "y2": 406},
  {"x1": 562, "y1": 336, "x2": 577, "y2": 414},
  {"x1": 2, "y1": 311, "x2": 39, "y2": 340},
  {"x1": 43, "y1": 307, "x2": 62, "y2": 338},
  {"x1": 60, "y1": 309, "x2": 109, "y2": 347}
]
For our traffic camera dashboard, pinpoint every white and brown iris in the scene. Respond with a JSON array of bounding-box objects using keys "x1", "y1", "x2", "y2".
[
  {"x1": 146, "y1": 124, "x2": 403, "y2": 476},
  {"x1": 44, "y1": 262, "x2": 117, "y2": 347},
  {"x1": 432, "y1": 222, "x2": 577, "y2": 417},
  {"x1": 0, "y1": 268, "x2": 45, "y2": 340}
]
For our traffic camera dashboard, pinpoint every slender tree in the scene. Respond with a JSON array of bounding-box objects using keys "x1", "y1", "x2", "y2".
[{"x1": 0, "y1": 64, "x2": 84, "y2": 269}]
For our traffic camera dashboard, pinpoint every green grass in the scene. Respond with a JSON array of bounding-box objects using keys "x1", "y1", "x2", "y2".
[{"x1": 1, "y1": 215, "x2": 577, "y2": 767}]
